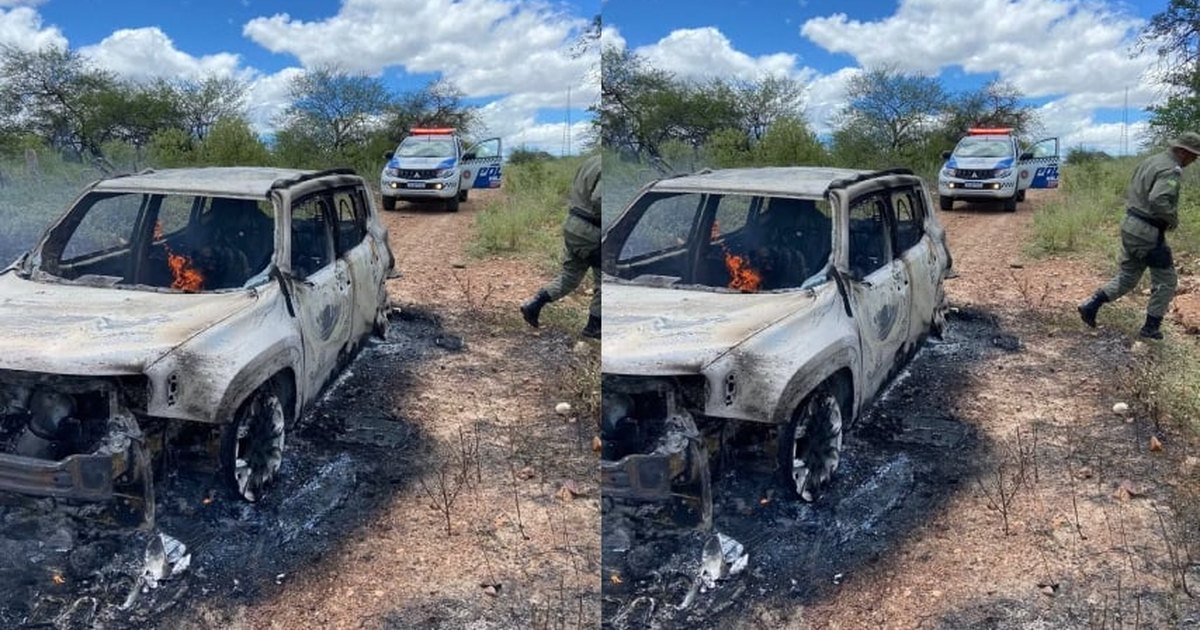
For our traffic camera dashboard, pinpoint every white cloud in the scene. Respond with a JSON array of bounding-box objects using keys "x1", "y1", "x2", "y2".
[
  {"x1": 0, "y1": 1, "x2": 46, "y2": 7},
  {"x1": 476, "y1": 94, "x2": 592, "y2": 156},
  {"x1": 600, "y1": 25, "x2": 626, "y2": 51},
  {"x1": 632, "y1": 27, "x2": 802, "y2": 82},
  {"x1": 803, "y1": 67, "x2": 860, "y2": 135},
  {"x1": 0, "y1": 6, "x2": 65, "y2": 51},
  {"x1": 801, "y1": 0, "x2": 1155, "y2": 104},
  {"x1": 245, "y1": 67, "x2": 305, "y2": 134},
  {"x1": 242, "y1": 0, "x2": 597, "y2": 108},
  {"x1": 78, "y1": 27, "x2": 243, "y2": 82}
]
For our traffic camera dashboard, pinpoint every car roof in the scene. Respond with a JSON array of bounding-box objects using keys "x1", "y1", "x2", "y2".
[
  {"x1": 91, "y1": 167, "x2": 324, "y2": 197},
  {"x1": 649, "y1": 166, "x2": 874, "y2": 197}
]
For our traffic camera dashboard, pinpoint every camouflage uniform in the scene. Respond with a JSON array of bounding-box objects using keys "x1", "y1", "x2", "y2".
[
  {"x1": 521, "y1": 154, "x2": 602, "y2": 336},
  {"x1": 1079, "y1": 133, "x2": 1200, "y2": 339}
]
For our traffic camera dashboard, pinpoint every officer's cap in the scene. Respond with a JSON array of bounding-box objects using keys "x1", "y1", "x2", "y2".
[{"x1": 1171, "y1": 131, "x2": 1200, "y2": 156}]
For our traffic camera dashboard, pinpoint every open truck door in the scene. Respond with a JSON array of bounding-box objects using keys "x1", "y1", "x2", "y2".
[
  {"x1": 462, "y1": 137, "x2": 503, "y2": 190},
  {"x1": 1017, "y1": 137, "x2": 1060, "y2": 191}
]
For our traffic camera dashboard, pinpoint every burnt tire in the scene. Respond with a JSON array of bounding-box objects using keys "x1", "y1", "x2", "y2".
[
  {"x1": 939, "y1": 195, "x2": 953, "y2": 211},
  {"x1": 382, "y1": 195, "x2": 397, "y2": 211},
  {"x1": 778, "y1": 385, "x2": 844, "y2": 502},
  {"x1": 220, "y1": 382, "x2": 287, "y2": 503}
]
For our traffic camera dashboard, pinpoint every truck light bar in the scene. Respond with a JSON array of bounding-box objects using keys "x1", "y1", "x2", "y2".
[
  {"x1": 967, "y1": 127, "x2": 1013, "y2": 135},
  {"x1": 410, "y1": 128, "x2": 456, "y2": 135}
]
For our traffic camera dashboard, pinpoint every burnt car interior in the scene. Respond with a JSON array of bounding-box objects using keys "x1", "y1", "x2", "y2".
[
  {"x1": 611, "y1": 191, "x2": 833, "y2": 292},
  {"x1": 846, "y1": 186, "x2": 928, "y2": 279},
  {"x1": 36, "y1": 192, "x2": 275, "y2": 292}
]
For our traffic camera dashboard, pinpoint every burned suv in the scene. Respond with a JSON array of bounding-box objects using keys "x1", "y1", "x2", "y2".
[
  {"x1": 601, "y1": 167, "x2": 951, "y2": 525},
  {"x1": 0, "y1": 167, "x2": 394, "y2": 518}
]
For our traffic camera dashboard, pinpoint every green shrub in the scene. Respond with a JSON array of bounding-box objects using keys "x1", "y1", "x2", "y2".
[{"x1": 471, "y1": 156, "x2": 584, "y2": 269}]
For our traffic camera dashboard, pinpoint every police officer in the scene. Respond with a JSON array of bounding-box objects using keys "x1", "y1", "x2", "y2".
[
  {"x1": 1078, "y1": 132, "x2": 1200, "y2": 339},
  {"x1": 520, "y1": 153, "x2": 601, "y2": 338}
]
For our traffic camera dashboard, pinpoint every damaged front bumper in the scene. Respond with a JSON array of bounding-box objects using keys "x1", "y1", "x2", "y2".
[
  {"x1": 0, "y1": 414, "x2": 145, "y2": 501},
  {"x1": 0, "y1": 372, "x2": 154, "y2": 524},
  {"x1": 601, "y1": 378, "x2": 713, "y2": 529}
]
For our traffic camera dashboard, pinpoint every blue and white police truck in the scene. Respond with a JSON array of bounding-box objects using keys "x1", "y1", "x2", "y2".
[
  {"x1": 380, "y1": 128, "x2": 503, "y2": 212},
  {"x1": 938, "y1": 128, "x2": 1059, "y2": 212}
]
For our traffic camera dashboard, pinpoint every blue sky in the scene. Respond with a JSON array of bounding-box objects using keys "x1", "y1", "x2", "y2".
[
  {"x1": 2, "y1": 0, "x2": 600, "y2": 154},
  {"x1": 604, "y1": 0, "x2": 1172, "y2": 154}
]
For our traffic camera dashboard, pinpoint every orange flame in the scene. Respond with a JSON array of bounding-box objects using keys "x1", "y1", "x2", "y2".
[
  {"x1": 725, "y1": 252, "x2": 761, "y2": 292},
  {"x1": 154, "y1": 221, "x2": 205, "y2": 292},
  {"x1": 710, "y1": 219, "x2": 762, "y2": 292}
]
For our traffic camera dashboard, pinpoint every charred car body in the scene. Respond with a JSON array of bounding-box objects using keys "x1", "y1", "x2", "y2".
[
  {"x1": 601, "y1": 167, "x2": 952, "y2": 526},
  {"x1": 0, "y1": 167, "x2": 394, "y2": 520}
]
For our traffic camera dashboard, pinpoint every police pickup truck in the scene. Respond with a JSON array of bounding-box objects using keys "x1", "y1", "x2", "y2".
[
  {"x1": 380, "y1": 128, "x2": 503, "y2": 212},
  {"x1": 938, "y1": 128, "x2": 1059, "y2": 212}
]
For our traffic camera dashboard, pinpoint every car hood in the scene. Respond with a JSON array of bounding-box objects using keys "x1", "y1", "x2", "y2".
[
  {"x1": 947, "y1": 156, "x2": 1015, "y2": 170},
  {"x1": 0, "y1": 273, "x2": 257, "y2": 376},
  {"x1": 387, "y1": 156, "x2": 457, "y2": 170},
  {"x1": 602, "y1": 282, "x2": 817, "y2": 375}
]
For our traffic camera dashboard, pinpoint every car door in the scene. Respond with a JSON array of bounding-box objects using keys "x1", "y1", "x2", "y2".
[
  {"x1": 841, "y1": 191, "x2": 912, "y2": 398},
  {"x1": 1017, "y1": 137, "x2": 1060, "y2": 191},
  {"x1": 461, "y1": 137, "x2": 503, "y2": 189},
  {"x1": 331, "y1": 185, "x2": 386, "y2": 340},
  {"x1": 286, "y1": 192, "x2": 355, "y2": 395},
  {"x1": 888, "y1": 186, "x2": 942, "y2": 345}
]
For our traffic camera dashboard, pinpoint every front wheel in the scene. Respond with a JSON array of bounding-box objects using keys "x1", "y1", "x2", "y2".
[
  {"x1": 777, "y1": 386, "x2": 844, "y2": 502},
  {"x1": 382, "y1": 195, "x2": 397, "y2": 211},
  {"x1": 1016, "y1": 189, "x2": 1026, "y2": 202},
  {"x1": 1003, "y1": 194, "x2": 1018, "y2": 212},
  {"x1": 939, "y1": 195, "x2": 953, "y2": 211},
  {"x1": 220, "y1": 383, "x2": 287, "y2": 502},
  {"x1": 446, "y1": 195, "x2": 460, "y2": 212},
  {"x1": 458, "y1": 189, "x2": 469, "y2": 202}
]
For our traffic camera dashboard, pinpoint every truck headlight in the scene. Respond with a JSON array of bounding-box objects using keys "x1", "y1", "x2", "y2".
[
  {"x1": 940, "y1": 167, "x2": 955, "y2": 178},
  {"x1": 995, "y1": 168, "x2": 1012, "y2": 178},
  {"x1": 436, "y1": 168, "x2": 456, "y2": 179},
  {"x1": 384, "y1": 168, "x2": 400, "y2": 178}
]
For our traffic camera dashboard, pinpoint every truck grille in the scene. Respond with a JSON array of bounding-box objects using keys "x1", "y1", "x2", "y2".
[
  {"x1": 954, "y1": 169, "x2": 996, "y2": 180},
  {"x1": 397, "y1": 169, "x2": 439, "y2": 180}
]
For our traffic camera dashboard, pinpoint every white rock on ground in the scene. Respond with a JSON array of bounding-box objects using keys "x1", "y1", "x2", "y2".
[{"x1": 555, "y1": 402, "x2": 572, "y2": 416}]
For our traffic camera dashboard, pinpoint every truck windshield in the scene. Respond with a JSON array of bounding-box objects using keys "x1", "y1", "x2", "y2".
[
  {"x1": 954, "y1": 137, "x2": 1013, "y2": 158},
  {"x1": 396, "y1": 136, "x2": 456, "y2": 158}
]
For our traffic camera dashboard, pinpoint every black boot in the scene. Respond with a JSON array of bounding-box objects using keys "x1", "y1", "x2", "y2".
[
  {"x1": 520, "y1": 291, "x2": 551, "y2": 328},
  {"x1": 1077, "y1": 289, "x2": 1109, "y2": 328},
  {"x1": 581, "y1": 314, "x2": 600, "y2": 339},
  {"x1": 1139, "y1": 314, "x2": 1164, "y2": 340}
]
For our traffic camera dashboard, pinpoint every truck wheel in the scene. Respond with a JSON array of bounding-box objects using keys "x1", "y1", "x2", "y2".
[
  {"x1": 939, "y1": 195, "x2": 953, "y2": 211},
  {"x1": 458, "y1": 189, "x2": 469, "y2": 203},
  {"x1": 446, "y1": 195, "x2": 460, "y2": 212},
  {"x1": 220, "y1": 382, "x2": 287, "y2": 502},
  {"x1": 777, "y1": 385, "x2": 843, "y2": 502},
  {"x1": 1016, "y1": 189, "x2": 1026, "y2": 202},
  {"x1": 1003, "y1": 194, "x2": 1018, "y2": 212},
  {"x1": 382, "y1": 196, "x2": 397, "y2": 211}
]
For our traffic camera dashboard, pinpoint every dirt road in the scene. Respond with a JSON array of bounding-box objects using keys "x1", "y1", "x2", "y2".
[
  {"x1": 0, "y1": 191, "x2": 600, "y2": 629},
  {"x1": 603, "y1": 192, "x2": 1200, "y2": 628}
]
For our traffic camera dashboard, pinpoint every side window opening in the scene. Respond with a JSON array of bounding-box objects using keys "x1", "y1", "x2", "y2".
[
  {"x1": 612, "y1": 192, "x2": 704, "y2": 281},
  {"x1": 891, "y1": 188, "x2": 924, "y2": 253},
  {"x1": 333, "y1": 188, "x2": 367, "y2": 255},
  {"x1": 290, "y1": 194, "x2": 334, "y2": 278},
  {"x1": 848, "y1": 194, "x2": 892, "y2": 279}
]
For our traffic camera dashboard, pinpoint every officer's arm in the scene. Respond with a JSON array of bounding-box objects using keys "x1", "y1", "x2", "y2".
[{"x1": 1148, "y1": 168, "x2": 1181, "y2": 230}]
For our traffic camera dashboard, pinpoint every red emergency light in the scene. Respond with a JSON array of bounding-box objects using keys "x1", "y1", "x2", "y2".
[
  {"x1": 409, "y1": 128, "x2": 456, "y2": 135},
  {"x1": 967, "y1": 127, "x2": 1013, "y2": 135}
]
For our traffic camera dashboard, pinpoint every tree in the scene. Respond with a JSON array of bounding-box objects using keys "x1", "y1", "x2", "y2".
[
  {"x1": 280, "y1": 66, "x2": 391, "y2": 155},
  {"x1": 1138, "y1": 0, "x2": 1200, "y2": 143},
  {"x1": 753, "y1": 115, "x2": 826, "y2": 166},
  {"x1": 0, "y1": 45, "x2": 120, "y2": 157},
  {"x1": 598, "y1": 45, "x2": 674, "y2": 157},
  {"x1": 176, "y1": 75, "x2": 247, "y2": 140},
  {"x1": 380, "y1": 79, "x2": 478, "y2": 140},
  {"x1": 737, "y1": 75, "x2": 806, "y2": 141},
  {"x1": 940, "y1": 80, "x2": 1038, "y2": 139},
  {"x1": 837, "y1": 66, "x2": 947, "y2": 155},
  {"x1": 147, "y1": 127, "x2": 196, "y2": 167},
  {"x1": 199, "y1": 116, "x2": 269, "y2": 166}
]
